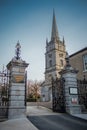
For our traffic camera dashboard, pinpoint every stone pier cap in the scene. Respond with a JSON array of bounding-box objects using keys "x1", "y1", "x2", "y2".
[{"x1": 7, "y1": 58, "x2": 29, "y2": 69}]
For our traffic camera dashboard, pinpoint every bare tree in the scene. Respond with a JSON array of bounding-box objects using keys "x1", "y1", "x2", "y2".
[{"x1": 27, "y1": 80, "x2": 42, "y2": 101}]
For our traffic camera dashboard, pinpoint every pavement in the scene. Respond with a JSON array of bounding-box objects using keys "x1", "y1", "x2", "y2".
[
  {"x1": 0, "y1": 117, "x2": 38, "y2": 130},
  {"x1": 0, "y1": 106, "x2": 87, "y2": 130},
  {"x1": 71, "y1": 113, "x2": 87, "y2": 120}
]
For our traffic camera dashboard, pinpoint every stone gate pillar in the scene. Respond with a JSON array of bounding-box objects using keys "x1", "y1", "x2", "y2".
[
  {"x1": 7, "y1": 42, "x2": 29, "y2": 119},
  {"x1": 60, "y1": 53, "x2": 81, "y2": 114}
]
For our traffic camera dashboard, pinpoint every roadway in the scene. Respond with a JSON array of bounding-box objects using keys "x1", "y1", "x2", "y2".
[{"x1": 27, "y1": 106, "x2": 87, "y2": 130}]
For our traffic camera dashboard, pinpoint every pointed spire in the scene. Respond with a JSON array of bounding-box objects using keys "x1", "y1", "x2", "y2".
[
  {"x1": 46, "y1": 37, "x2": 48, "y2": 45},
  {"x1": 2, "y1": 64, "x2": 4, "y2": 72},
  {"x1": 51, "y1": 9, "x2": 59, "y2": 41},
  {"x1": 63, "y1": 36, "x2": 65, "y2": 44}
]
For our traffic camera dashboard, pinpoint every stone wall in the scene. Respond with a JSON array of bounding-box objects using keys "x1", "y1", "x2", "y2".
[{"x1": 70, "y1": 48, "x2": 87, "y2": 80}]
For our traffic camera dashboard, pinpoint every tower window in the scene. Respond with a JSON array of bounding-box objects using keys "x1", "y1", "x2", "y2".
[
  {"x1": 59, "y1": 53, "x2": 63, "y2": 57},
  {"x1": 49, "y1": 60, "x2": 52, "y2": 67},
  {"x1": 59, "y1": 46, "x2": 62, "y2": 50},
  {"x1": 60, "y1": 59, "x2": 63, "y2": 67},
  {"x1": 48, "y1": 54, "x2": 52, "y2": 58},
  {"x1": 83, "y1": 54, "x2": 87, "y2": 71}
]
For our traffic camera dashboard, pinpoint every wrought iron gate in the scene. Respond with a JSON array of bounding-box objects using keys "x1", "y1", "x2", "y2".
[
  {"x1": 0, "y1": 68, "x2": 9, "y2": 119},
  {"x1": 52, "y1": 77, "x2": 65, "y2": 112},
  {"x1": 77, "y1": 78, "x2": 87, "y2": 112}
]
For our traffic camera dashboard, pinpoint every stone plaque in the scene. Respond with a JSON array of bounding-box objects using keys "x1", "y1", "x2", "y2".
[
  {"x1": 69, "y1": 87, "x2": 77, "y2": 95},
  {"x1": 12, "y1": 75, "x2": 24, "y2": 83}
]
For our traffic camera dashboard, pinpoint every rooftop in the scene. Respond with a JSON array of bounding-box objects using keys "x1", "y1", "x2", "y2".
[{"x1": 70, "y1": 47, "x2": 87, "y2": 57}]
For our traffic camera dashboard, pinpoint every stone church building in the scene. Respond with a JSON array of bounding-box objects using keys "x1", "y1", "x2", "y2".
[{"x1": 41, "y1": 11, "x2": 66, "y2": 101}]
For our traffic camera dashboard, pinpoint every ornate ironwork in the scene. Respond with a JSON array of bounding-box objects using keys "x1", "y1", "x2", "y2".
[
  {"x1": 0, "y1": 67, "x2": 10, "y2": 119},
  {"x1": 25, "y1": 71, "x2": 27, "y2": 107},
  {"x1": 65, "y1": 52, "x2": 71, "y2": 67},
  {"x1": 52, "y1": 77, "x2": 65, "y2": 112},
  {"x1": 15, "y1": 41, "x2": 21, "y2": 60},
  {"x1": 77, "y1": 76, "x2": 87, "y2": 112}
]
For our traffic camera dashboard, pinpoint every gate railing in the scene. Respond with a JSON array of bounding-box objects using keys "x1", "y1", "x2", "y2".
[
  {"x1": 52, "y1": 77, "x2": 65, "y2": 112},
  {"x1": 77, "y1": 77, "x2": 87, "y2": 112},
  {"x1": 0, "y1": 68, "x2": 10, "y2": 119}
]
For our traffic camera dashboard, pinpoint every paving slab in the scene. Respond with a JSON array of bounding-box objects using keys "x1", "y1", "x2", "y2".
[{"x1": 0, "y1": 117, "x2": 38, "y2": 130}]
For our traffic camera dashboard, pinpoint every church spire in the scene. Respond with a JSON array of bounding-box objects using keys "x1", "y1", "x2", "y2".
[
  {"x1": 63, "y1": 36, "x2": 65, "y2": 44},
  {"x1": 51, "y1": 9, "x2": 59, "y2": 41}
]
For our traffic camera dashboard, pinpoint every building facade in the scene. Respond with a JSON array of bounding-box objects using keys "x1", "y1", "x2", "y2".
[
  {"x1": 41, "y1": 11, "x2": 66, "y2": 101},
  {"x1": 70, "y1": 47, "x2": 87, "y2": 80}
]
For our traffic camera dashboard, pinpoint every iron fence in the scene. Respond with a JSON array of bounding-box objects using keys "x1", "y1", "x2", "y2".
[
  {"x1": 77, "y1": 78, "x2": 87, "y2": 112},
  {"x1": 0, "y1": 68, "x2": 9, "y2": 119},
  {"x1": 52, "y1": 77, "x2": 65, "y2": 112}
]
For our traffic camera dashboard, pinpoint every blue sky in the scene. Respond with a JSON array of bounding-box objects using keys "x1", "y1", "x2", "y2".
[{"x1": 0, "y1": 0, "x2": 87, "y2": 81}]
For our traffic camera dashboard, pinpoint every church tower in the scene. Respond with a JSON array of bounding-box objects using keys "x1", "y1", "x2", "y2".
[
  {"x1": 41, "y1": 10, "x2": 66, "y2": 101},
  {"x1": 45, "y1": 10, "x2": 66, "y2": 84}
]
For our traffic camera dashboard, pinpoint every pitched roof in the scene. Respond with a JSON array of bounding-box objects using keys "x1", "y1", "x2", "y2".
[{"x1": 70, "y1": 47, "x2": 87, "y2": 57}]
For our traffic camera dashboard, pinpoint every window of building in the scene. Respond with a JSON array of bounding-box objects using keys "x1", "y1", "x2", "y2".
[
  {"x1": 48, "y1": 54, "x2": 52, "y2": 58},
  {"x1": 59, "y1": 53, "x2": 63, "y2": 57},
  {"x1": 60, "y1": 59, "x2": 63, "y2": 67},
  {"x1": 48, "y1": 74, "x2": 52, "y2": 81},
  {"x1": 49, "y1": 60, "x2": 52, "y2": 67},
  {"x1": 83, "y1": 54, "x2": 87, "y2": 71},
  {"x1": 59, "y1": 45, "x2": 62, "y2": 51},
  {"x1": 49, "y1": 46, "x2": 51, "y2": 50}
]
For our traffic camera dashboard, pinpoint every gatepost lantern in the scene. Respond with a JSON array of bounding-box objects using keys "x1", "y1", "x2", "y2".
[{"x1": 7, "y1": 41, "x2": 29, "y2": 119}]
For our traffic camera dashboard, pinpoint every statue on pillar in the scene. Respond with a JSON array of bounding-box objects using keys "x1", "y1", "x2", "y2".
[{"x1": 15, "y1": 41, "x2": 21, "y2": 60}]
